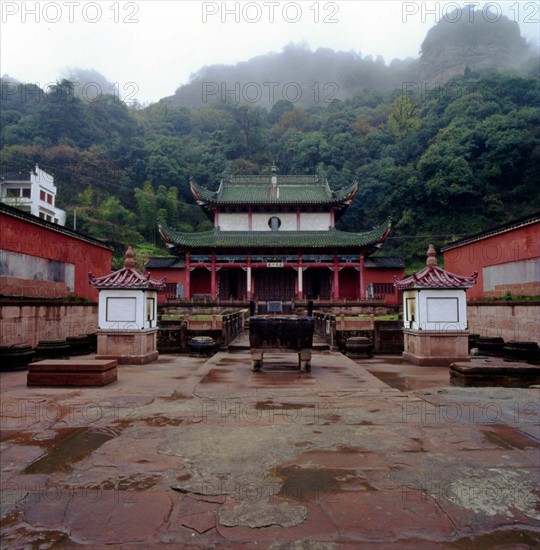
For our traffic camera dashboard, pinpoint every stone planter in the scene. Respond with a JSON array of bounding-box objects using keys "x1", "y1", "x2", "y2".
[
  {"x1": 86, "y1": 333, "x2": 98, "y2": 353},
  {"x1": 35, "y1": 339, "x2": 71, "y2": 360},
  {"x1": 66, "y1": 335, "x2": 93, "y2": 356},
  {"x1": 468, "y1": 333, "x2": 481, "y2": 351},
  {"x1": 503, "y1": 341, "x2": 540, "y2": 364},
  {"x1": 476, "y1": 337, "x2": 505, "y2": 357},
  {"x1": 0, "y1": 343, "x2": 35, "y2": 370}
]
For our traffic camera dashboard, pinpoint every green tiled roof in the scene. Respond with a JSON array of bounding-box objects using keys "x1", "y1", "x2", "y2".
[
  {"x1": 158, "y1": 220, "x2": 391, "y2": 251},
  {"x1": 191, "y1": 175, "x2": 358, "y2": 206}
]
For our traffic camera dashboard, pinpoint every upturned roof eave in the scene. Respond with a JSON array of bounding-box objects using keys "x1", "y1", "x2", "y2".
[
  {"x1": 189, "y1": 178, "x2": 359, "y2": 209},
  {"x1": 196, "y1": 198, "x2": 355, "y2": 208},
  {"x1": 158, "y1": 219, "x2": 391, "y2": 251},
  {"x1": 394, "y1": 265, "x2": 478, "y2": 290},
  {"x1": 88, "y1": 267, "x2": 166, "y2": 290}
]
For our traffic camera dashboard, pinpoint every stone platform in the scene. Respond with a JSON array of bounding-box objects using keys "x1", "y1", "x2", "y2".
[
  {"x1": 450, "y1": 358, "x2": 540, "y2": 387},
  {"x1": 2, "y1": 345, "x2": 539, "y2": 548},
  {"x1": 27, "y1": 359, "x2": 117, "y2": 387},
  {"x1": 96, "y1": 328, "x2": 158, "y2": 364},
  {"x1": 402, "y1": 329, "x2": 469, "y2": 366}
]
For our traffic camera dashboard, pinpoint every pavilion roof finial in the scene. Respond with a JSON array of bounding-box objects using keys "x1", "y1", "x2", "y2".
[
  {"x1": 426, "y1": 243, "x2": 437, "y2": 267},
  {"x1": 124, "y1": 246, "x2": 136, "y2": 269},
  {"x1": 271, "y1": 160, "x2": 278, "y2": 174},
  {"x1": 89, "y1": 244, "x2": 166, "y2": 290}
]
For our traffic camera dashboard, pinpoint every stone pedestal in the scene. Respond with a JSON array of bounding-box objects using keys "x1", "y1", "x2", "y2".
[
  {"x1": 450, "y1": 359, "x2": 540, "y2": 387},
  {"x1": 28, "y1": 359, "x2": 117, "y2": 387},
  {"x1": 402, "y1": 329, "x2": 470, "y2": 366},
  {"x1": 96, "y1": 328, "x2": 158, "y2": 365}
]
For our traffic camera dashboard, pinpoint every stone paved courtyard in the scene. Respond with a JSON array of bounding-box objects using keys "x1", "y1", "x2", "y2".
[{"x1": 1, "y1": 342, "x2": 539, "y2": 549}]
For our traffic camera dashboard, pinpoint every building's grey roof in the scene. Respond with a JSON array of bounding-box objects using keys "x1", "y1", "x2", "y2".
[
  {"x1": 365, "y1": 256, "x2": 405, "y2": 269},
  {"x1": 145, "y1": 257, "x2": 185, "y2": 269},
  {"x1": 0, "y1": 172, "x2": 30, "y2": 182},
  {"x1": 158, "y1": 220, "x2": 392, "y2": 252},
  {"x1": 191, "y1": 175, "x2": 358, "y2": 207}
]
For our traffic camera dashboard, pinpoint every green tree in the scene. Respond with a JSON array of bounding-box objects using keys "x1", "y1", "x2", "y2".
[
  {"x1": 387, "y1": 95, "x2": 419, "y2": 140},
  {"x1": 134, "y1": 181, "x2": 158, "y2": 243}
]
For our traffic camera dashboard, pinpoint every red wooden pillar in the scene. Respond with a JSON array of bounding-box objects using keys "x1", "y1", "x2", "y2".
[
  {"x1": 333, "y1": 253, "x2": 340, "y2": 300},
  {"x1": 359, "y1": 253, "x2": 365, "y2": 300},
  {"x1": 296, "y1": 208, "x2": 301, "y2": 230},
  {"x1": 248, "y1": 208, "x2": 253, "y2": 231},
  {"x1": 214, "y1": 210, "x2": 219, "y2": 228},
  {"x1": 297, "y1": 253, "x2": 303, "y2": 299},
  {"x1": 210, "y1": 252, "x2": 217, "y2": 300},
  {"x1": 330, "y1": 208, "x2": 335, "y2": 228},
  {"x1": 185, "y1": 252, "x2": 191, "y2": 299}
]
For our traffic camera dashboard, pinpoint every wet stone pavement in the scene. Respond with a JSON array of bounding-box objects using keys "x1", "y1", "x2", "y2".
[{"x1": 1, "y1": 340, "x2": 539, "y2": 549}]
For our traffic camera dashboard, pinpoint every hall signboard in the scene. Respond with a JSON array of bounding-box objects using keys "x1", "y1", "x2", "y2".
[{"x1": 267, "y1": 260, "x2": 284, "y2": 268}]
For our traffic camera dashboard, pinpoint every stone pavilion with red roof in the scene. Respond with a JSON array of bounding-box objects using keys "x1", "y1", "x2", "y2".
[
  {"x1": 395, "y1": 244, "x2": 477, "y2": 366},
  {"x1": 89, "y1": 246, "x2": 165, "y2": 364}
]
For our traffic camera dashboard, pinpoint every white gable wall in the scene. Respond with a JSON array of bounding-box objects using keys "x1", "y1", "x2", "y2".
[
  {"x1": 217, "y1": 211, "x2": 331, "y2": 231},
  {"x1": 300, "y1": 212, "x2": 332, "y2": 230},
  {"x1": 219, "y1": 213, "x2": 249, "y2": 231},
  {"x1": 252, "y1": 212, "x2": 296, "y2": 231}
]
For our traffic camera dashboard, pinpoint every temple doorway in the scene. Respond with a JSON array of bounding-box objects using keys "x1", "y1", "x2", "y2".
[
  {"x1": 218, "y1": 269, "x2": 246, "y2": 300},
  {"x1": 304, "y1": 269, "x2": 331, "y2": 300},
  {"x1": 253, "y1": 269, "x2": 295, "y2": 301},
  {"x1": 339, "y1": 268, "x2": 359, "y2": 299}
]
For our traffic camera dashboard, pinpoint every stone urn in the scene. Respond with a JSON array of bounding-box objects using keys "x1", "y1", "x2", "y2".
[
  {"x1": 188, "y1": 336, "x2": 216, "y2": 356},
  {"x1": 345, "y1": 336, "x2": 373, "y2": 358}
]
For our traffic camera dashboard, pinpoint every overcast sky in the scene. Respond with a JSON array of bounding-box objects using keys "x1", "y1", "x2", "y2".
[{"x1": 1, "y1": 1, "x2": 538, "y2": 105}]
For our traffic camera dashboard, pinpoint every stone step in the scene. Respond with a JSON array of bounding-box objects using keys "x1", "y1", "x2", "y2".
[
  {"x1": 27, "y1": 359, "x2": 118, "y2": 387},
  {"x1": 450, "y1": 359, "x2": 540, "y2": 387}
]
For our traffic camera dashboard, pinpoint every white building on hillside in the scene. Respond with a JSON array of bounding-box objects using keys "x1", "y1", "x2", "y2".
[{"x1": 0, "y1": 165, "x2": 66, "y2": 225}]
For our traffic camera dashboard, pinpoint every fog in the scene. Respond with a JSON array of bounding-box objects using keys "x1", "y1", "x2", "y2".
[{"x1": 1, "y1": 1, "x2": 538, "y2": 105}]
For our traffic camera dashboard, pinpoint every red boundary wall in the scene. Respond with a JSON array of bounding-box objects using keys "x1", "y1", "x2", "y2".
[{"x1": 1, "y1": 207, "x2": 112, "y2": 301}]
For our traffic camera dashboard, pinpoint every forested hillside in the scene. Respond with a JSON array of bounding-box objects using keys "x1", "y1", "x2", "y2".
[{"x1": 1, "y1": 13, "x2": 538, "y2": 267}]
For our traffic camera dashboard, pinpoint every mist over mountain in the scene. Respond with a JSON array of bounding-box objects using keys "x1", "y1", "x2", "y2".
[
  {"x1": 419, "y1": 7, "x2": 536, "y2": 83},
  {"x1": 165, "y1": 44, "x2": 417, "y2": 109},
  {"x1": 60, "y1": 69, "x2": 116, "y2": 101},
  {"x1": 165, "y1": 11, "x2": 537, "y2": 110}
]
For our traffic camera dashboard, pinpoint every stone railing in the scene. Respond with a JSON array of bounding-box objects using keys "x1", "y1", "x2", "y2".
[
  {"x1": 313, "y1": 311, "x2": 403, "y2": 353},
  {"x1": 335, "y1": 314, "x2": 375, "y2": 331},
  {"x1": 157, "y1": 310, "x2": 245, "y2": 352}
]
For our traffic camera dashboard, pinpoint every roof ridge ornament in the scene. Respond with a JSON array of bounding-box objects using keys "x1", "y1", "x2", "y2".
[
  {"x1": 426, "y1": 243, "x2": 437, "y2": 267},
  {"x1": 316, "y1": 163, "x2": 328, "y2": 184},
  {"x1": 89, "y1": 244, "x2": 166, "y2": 290},
  {"x1": 394, "y1": 244, "x2": 478, "y2": 290},
  {"x1": 124, "y1": 246, "x2": 136, "y2": 269}
]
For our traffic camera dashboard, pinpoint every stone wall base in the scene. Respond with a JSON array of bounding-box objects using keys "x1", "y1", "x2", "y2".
[
  {"x1": 402, "y1": 329, "x2": 470, "y2": 367},
  {"x1": 1, "y1": 302, "x2": 98, "y2": 348},
  {"x1": 96, "y1": 328, "x2": 159, "y2": 365}
]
